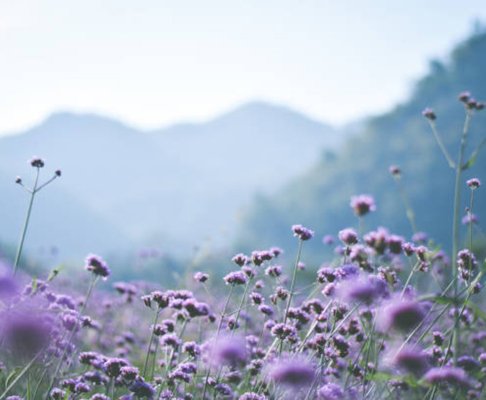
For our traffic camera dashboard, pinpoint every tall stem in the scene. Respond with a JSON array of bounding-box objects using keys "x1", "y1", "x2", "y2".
[
  {"x1": 13, "y1": 168, "x2": 40, "y2": 275},
  {"x1": 284, "y1": 239, "x2": 304, "y2": 325},
  {"x1": 451, "y1": 110, "x2": 471, "y2": 364},
  {"x1": 143, "y1": 308, "x2": 160, "y2": 378}
]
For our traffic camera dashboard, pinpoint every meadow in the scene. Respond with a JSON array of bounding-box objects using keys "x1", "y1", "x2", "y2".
[{"x1": 1, "y1": 93, "x2": 486, "y2": 399}]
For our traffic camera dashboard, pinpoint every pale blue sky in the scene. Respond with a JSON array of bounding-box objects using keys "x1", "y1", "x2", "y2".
[{"x1": 1, "y1": 1, "x2": 486, "y2": 134}]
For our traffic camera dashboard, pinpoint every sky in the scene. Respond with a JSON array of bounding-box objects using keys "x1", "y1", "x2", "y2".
[{"x1": 1, "y1": 1, "x2": 486, "y2": 135}]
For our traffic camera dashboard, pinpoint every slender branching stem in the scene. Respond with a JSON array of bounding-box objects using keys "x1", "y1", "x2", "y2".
[
  {"x1": 13, "y1": 168, "x2": 40, "y2": 275},
  {"x1": 428, "y1": 120, "x2": 456, "y2": 169}
]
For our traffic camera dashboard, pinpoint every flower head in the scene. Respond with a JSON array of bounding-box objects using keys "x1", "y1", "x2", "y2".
[
  {"x1": 292, "y1": 224, "x2": 314, "y2": 241},
  {"x1": 28, "y1": 156, "x2": 45, "y2": 168},
  {"x1": 85, "y1": 254, "x2": 110, "y2": 278},
  {"x1": 350, "y1": 195, "x2": 376, "y2": 216},
  {"x1": 467, "y1": 178, "x2": 481, "y2": 189}
]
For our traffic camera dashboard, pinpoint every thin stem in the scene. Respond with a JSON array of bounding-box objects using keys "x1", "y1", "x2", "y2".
[
  {"x1": 13, "y1": 168, "x2": 40, "y2": 275},
  {"x1": 428, "y1": 120, "x2": 456, "y2": 169},
  {"x1": 451, "y1": 110, "x2": 471, "y2": 364},
  {"x1": 284, "y1": 239, "x2": 304, "y2": 325},
  {"x1": 143, "y1": 308, "x2": 161, "y2": 378}
]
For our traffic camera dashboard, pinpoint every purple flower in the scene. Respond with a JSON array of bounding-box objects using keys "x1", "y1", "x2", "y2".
[
  {"x1": 388, "y1": 235, "x2": 405, "y2": 254},
  {"x1": 292, "y1": 224, "x2": 314, "y2": 241},
  {"x1": 389, "y1": 165, "x2": 401, "y2": 176},
  {"x1": 322, "y1": 235, "x2": 335, "y2": 245},
  {"x1": 121, "y1": 366, "x2": 140, "y2": 381},
  {"x1": 259, "y1": 304, "x2": 274, "y2": 316},
  {"x1": 457, "y1": 249, "x2": 477, "y2": 270},
  {"x1": 103, "y1": 358, "x2": 129, "y2": 377},
  {"x1": 422, "y1": 107, "x2": 436, "y2": 120},
  {"x1": 271, "y1": 323, "x2": 297, "y2": 340},
  {"x1": 182, "y1": 341, "x2": 201, "y2": 358},
  {"x1": 392, "y1": 346, "x2": 429, "y2": 376},
  {"x1": 459, "y1": 91, "x2": 471, "y2": 103},
  {"x1": 270, "y1": 247, "x2": 284, "y2": 257},
  {"x1": 223, "y1": 271, "x2": 248, "y2": 286},
  {"x1": 338, "y1": 228, "x2": 358, "y2": 245},
  {"x1": 457, "y1": 356, "x2": 480, "y2": 371},
  {"x1": 85, "y1": 254, "x2": 110, "y2": 278},
  {"x1": 214, "y1": 336, "x2": 246, "y2": 366},
  {"x1": 317, "y1": 383, "x2": 344, "y2": 399},
  {"x1": 462, "y1": 213, "x2": 478, "y2": 225},
  {"x1": 350, "y1": 195, "x2": 376, "y2": 216},
  {"x1": 28, "y1": 156, "x2": 45, "y2": 168},
  {"x1": 424, "y1": 367, "x2": 469, "y2": 387},
  {"x1": 1, "y1": 312, "x2": 52, "y2": 357},
  {"x1": 269, "y1": 358, "x2": 315, "y2": 387},
  {"x1": 183, "y1": 299, "x2": 210, "y2": 318},
  {"x1": 129, "y1": 378, "x2": 155, "y2": 398},
  {"x1": 161, "y1": 333, "x2": 182, "y2": 348},
  {"x1": 379, "y1": 299, "x2": 425, "y2": 332},
  {"x1": 337, "y1": 275, "x2": 387, "y2": 305},
  {"x1": 412, "y1": 232, "x2": 428, "y2": 244},
  {"x1": 467, "y1": 178, "x2": 481, "y2": 189},
  {"x1": 265, "y1": 265, "x2": 282, "y2": 278},
  {"x1": 232, "y1": 253, "x2": 249, "y2": 267},
  {"x1": 250, "y1": 292, "x2": 264, "y2": 305}
]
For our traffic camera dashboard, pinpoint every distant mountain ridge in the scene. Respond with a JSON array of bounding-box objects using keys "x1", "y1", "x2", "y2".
[
  {"x1": 235, "y1": 31, "x2": 486, "y2": 258},
  {"x1": 0, "y1": 101, "x2": 341, "y2": 259}
]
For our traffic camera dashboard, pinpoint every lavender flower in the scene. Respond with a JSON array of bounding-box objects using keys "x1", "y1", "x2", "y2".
[
  {"x1": 350, "y1": 195, "x2": 376, "y2": 216},
  {"x1": 265, "y1": 265, "x2": 282, "y2": 278},
  {"x1": 28, "y1": 156, "x2": 45, "y2": 168},
  {"x1": 317, "y1": 383, "x2": 344, "y2": 399},
  {"x1": 462, "y1": 214, "x2": 478, "y2": 225},
  {"x1": 292, "y1": 224, "x2": 314, "y2": 241},
  {"x1": 424, "y1": 367, "x2": 469, "y2": 387},
  {"x1": 232, "y1": 253, "x2": 249, "y2": 267},
  {"x1": 392, "y1": 346, "x2": 429, "y2": 376},
  {"x1": 85, "y1": 254, "x2": 110, "y2": 278},
  {"x1": 379, "y1": 300, "x2": 425, "y2": 332},
  {"x1": 389, "y1": 165, "x2": 401, "y2": 176},
  {"x1": 467, "y1": 178, "x2": 481, "y2": 189},
  {"x1": 223, "y1": 271, "x2": 248, "y2": 285},
  {"x1": 214, "y1": 336, "x2": 246, "y2": 366},
  {"x1": 194, "y1": 272, "x2": 209, "y2": 283},
  {"x1": 338, "y1": 228, "x2": 359, "y2": 245},
  {"x1": 422, "y1": 107, "x2": 436, "y2": 120},
  {"x1": 268, "y1": 358, "x2": 315, "y2": 387}
]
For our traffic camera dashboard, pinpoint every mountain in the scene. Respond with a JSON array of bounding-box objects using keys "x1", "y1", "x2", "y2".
[
  {"x1": 0, "y1": 101, "x2": 340, "y2": 260},
  {"x1": 235, "y1": 30, "x2": 486, "y2": 259}
]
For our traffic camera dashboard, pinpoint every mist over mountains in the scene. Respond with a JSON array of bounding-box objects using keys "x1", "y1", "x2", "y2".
[
  {"x1": 0, "y1": 101, "x2": 340, "y2": 259},
  {"x1": 236, "y1": 30, "x2": 486, "y2": 259}
]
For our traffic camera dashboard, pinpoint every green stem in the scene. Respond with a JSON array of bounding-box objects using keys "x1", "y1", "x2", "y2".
[
  {"x1": 429, "y1": 120, "x2": 456, "y2": 169},
  {"x1": 451, "y1": 110, "x2": 471, "y2": 364},
  {"x1": 284, "y1": 239, "x2": 304, "y2": 325},
  {"x1": 13, "y1": 168, "x2": 40, "y2": 275},
  {"x1": 143, "y1": 308, "x2": 160, "y2": 378}
]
